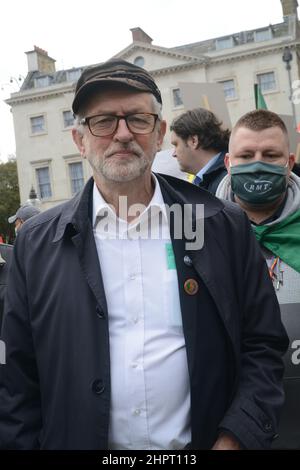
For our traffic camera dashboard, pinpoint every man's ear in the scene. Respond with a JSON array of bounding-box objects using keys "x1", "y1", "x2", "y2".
[
  {"x1": 224, "y1": 153, "x2": 230, "y2": 173},
  {"x1": 288, "y1": 153, "x2": 296, "y2": 172},
  {"x1": 157, "y1": 120, "x2": 167, "y2": 151},
  {"x1": 72, "y1": 128, "x2": 85, "y2": 157},
  {"x1": 188, "y1": 135, "x2": 199, "y2": 150}
]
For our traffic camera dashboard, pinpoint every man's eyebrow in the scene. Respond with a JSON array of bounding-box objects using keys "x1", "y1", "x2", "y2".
[
  {"x1": 88, "y1": 107, "x2": 151, "y2": 115},
  {"x1": 234, "y1": 147, "x2": 283, "y2": 154},
  {"x1": 234, "y1": 148, "x2": 254, "y2": 154},
  {"x1": 262, "y1": 149, "x2": 284, "y2": 153}
]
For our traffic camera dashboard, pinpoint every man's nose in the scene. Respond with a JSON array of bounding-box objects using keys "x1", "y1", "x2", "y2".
[
  {"x1": 253, "y1": 152, "x2": 263, "y2": 161},
  {"x1": 113, "y1": 118, "x2": 133, "y2": 142}
]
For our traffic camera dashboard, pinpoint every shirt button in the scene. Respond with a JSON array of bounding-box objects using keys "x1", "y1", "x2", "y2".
[
  {"x1": 184, "y1": 255, "x2": 193, "y2": 267},
  {"x1": 129, "y1": 273, "x2": 136, "y2": 280},
  {"x1": 264, "y1": 422, "x2": 273, "y2": 432},
  {"x1": 91, "y1": 379, "x2": 105, "y2": 395},
  {"x1": 131, "y1": 362, "x2": 138, "y2": 368},
  {"x1": 133, "y1": 409, "x2": 141, "y2": 416},
  {"x1": 133, "y1": 317, "x2": 139, "y2": 324},
  {"x1": 96, "y1": 305, "x2": 105, "y2": 319}
]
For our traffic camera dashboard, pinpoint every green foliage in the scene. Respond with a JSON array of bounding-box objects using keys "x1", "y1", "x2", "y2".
[{"x1": 0, "y1": 161, "x2": 20, "y2": 243}]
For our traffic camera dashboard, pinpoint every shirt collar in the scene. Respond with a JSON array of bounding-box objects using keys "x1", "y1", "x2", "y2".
[
  {"x1": 93, "y1": 174, "x2": 169, "y2": 230},
  {"x1": 195, "y1": 152, "x2": 221, "y2": 182}
]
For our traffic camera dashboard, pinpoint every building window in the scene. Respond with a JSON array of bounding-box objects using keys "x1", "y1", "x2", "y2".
[
  {"x1": 255, "y1": 29, "x2": 272, "y2": 42},
  {"x1": 36, "y1": 167, "x2": 52, "y2": 199},
  {"x1": 69, "y1": 162, "x2": 84, "y2": 195},
  {"x1": 134, "y1": 56, "x2": 145, "y2": 67},
  {"x1": 257, "y1": 71, "x2": 276, "y2": 92},
  {"x1": 216, "y1": 37, "x2": 234, "y2": 50},
  {"x1": 34, "y1": 76, "x2": 52, "y2": 88},
  {"x1": 66, "y1": 69, "x2": 82, "y2": 82},
  {"x1": 63, "y1": 110, "x2": 74, "y2": 128},
  {"x1": 30, "y1": 115, "x2": 46, "y2": 134},
  {"x1": 219, "y1": 79, "x2": 237, "y2": 100},
  {"x1": 172, "y1": 88, "x2": 183, "y2": 107}
]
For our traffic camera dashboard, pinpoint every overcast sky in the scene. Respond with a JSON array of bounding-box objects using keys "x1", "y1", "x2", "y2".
[{"x1": 0, "y1": 0, "x2": 286, "y2": 161}]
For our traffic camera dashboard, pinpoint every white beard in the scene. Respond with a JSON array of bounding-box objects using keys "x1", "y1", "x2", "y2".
[{"x1": 87, "y1": 142, "x2": 153, "y2": 182}]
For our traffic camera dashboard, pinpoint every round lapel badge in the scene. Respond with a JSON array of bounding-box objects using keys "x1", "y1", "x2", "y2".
[{"x1": 184, "y1": 278, "x2": 199, "y2": 296}]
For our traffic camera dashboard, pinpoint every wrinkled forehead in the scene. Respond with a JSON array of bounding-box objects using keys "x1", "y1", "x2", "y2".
[
  {"x1": 229, "y1": 126, "x2": 290, "y2": 153},
  {"x1": 76, "y1": 83, "x2": 155, "y2": 117}
]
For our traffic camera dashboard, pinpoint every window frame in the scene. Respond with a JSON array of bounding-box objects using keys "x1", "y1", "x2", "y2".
[
  {"x1": 215, "y1": 36, "x2": 234, "y2": 51},
  {"x1": 254, "y1": 28, "x2": 272, "y2": 43},
  {"x1": 256, "y1": 70, "x2": 278, "y2": 94},
  {"x1": 68, "y1": 161, "x2": 85, "y2": 196},
  {"x1": 35, "y1": 165, "x2": 53, "y2": 200},
  {"x1": 171, "y1": 87, "x2": 184, "y2": 109},
  {"x1": 217, "y1": 78, "x2": 238, "y2": 101},
  {"x1": 133, "y1": 56, "x2": 145, "y2": 67},
  {"x1": 63, "y1": 155, "x2": 87, "y2": 197},
  {"x1": 34, "y1": 76, "x2": 52, "y2": 88},
  {"x1": 66, "y1": 69, "x2": 82, "y2": 82},
  {"x1": 62, "y1": 109, "x2": 75, "y2": 130},
  {"x1": 29, "y1": 113, "x2": 47, "y2": 136}
]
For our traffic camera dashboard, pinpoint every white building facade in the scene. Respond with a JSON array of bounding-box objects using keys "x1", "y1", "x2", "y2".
[{"x1": 6, "y1": 0, "x2": 300, "y2": 209}]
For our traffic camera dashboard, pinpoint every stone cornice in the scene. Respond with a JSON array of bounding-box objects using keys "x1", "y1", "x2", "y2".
[
  {"x1": 150, "y1": 59, "x2": 209, "y2": 76},
  {"x1": 113, "y1": 42, "x2": 201, "y2": 62},
  {"x1": 62, "y1": 153, "x2": 81, "y2": 160},
  {"x1": 139, "y1": 39, "x2": 300, "y2": 75},
  {"x1": 6, "y1": 83, "x2": 75, "y2": 107},
  {"x1": 208, "y1": 40, "x2": 300, "y2": 64},
  {"x1": 29, "y1": 158, "x2": 52, "y2": 165}
]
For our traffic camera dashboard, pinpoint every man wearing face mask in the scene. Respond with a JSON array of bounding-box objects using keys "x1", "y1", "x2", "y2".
[{"x1": 216, "y1": 109, "x2": 300, "y2": 449}]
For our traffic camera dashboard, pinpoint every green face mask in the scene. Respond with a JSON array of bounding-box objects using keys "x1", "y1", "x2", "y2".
[{"x1": 230, "y1": 161, "x2": 288, "y2": 205}]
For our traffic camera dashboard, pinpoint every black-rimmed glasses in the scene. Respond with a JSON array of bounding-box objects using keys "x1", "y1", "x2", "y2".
[{"x1": 79, "y1": 113, "x2": 159, "y2": 137}]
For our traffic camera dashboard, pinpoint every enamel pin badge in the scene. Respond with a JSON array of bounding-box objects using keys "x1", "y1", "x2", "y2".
[{"x1": 184, "y1": 279, "x2": 199, "y2": 296}]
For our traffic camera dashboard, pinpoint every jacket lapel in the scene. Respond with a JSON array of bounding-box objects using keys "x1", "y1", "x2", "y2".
[
  {"x1": 71, "y1": 226, "x2": 108, "y2": 316},
  {"x1": 157, "y1": 174, "x2": 236, "y2": 348},
  {"x1": 53, "y1": 178, "x2": 108, "y2": 315},
  {"x1": 171, "y1": 236, "x2": 199, "y2": 371}
]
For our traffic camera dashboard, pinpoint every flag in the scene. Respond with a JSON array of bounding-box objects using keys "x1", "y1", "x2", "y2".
[{"x1": 254, "y1": 84, "x2": 267, "y2": 109}]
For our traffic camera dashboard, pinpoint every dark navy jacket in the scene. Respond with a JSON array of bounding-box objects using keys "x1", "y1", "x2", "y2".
[
  {"x1": 196, "y1": 151, "x2": 227, "y2": 195},
  {"x1": 0, "y1": 175, "x2": 288, "y2": 449},
  {"x1": 0, "y1": 243, "x2": 13, "y2": 329}
]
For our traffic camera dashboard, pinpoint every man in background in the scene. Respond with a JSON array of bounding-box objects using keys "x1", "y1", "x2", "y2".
[
  {"x1": 216, "y1": 109, "x2": 300, "y2": 449},
  {"x1": 1, "y1": 205, "x2": 40, "y2": 328},
  {"x1": 8, "y1": 204, "x2": 41, "y2": 235},
  {"x1": 152, "y1": 148, "x2": 188, "y2": 180},
  {"x1": 171, "y1": 108, "x2": 229, "y2": 194}
]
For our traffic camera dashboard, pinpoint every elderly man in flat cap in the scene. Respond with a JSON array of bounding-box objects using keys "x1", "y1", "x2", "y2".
[{"x1": 0, "y1": 59, "x2": 288, "y2": 451}]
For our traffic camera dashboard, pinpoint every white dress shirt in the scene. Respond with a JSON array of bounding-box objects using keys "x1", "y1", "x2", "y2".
[{"x1": 93, "y1": 176, "x2": 191, "y2": 450}]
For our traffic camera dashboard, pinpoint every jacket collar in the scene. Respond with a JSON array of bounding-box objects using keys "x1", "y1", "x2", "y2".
[
  {"x1": 155, "y1": 172, "x2": 224, "y2": 218},
  {"x1": 202, "y1": 151, "x2": 227, "y2": 177},
  {"x1": 53, "y1": 173, "x2": 225, "y2": 243},
  {"x1": 53, "y1": 177, "x2": 94, "y2": 243}
]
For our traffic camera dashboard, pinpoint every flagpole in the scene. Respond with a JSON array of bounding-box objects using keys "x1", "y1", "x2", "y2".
[{"x1": 282, "y1": 47, "x2": 297, "y2": 129}]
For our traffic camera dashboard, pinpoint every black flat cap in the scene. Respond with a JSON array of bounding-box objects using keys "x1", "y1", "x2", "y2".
[{"x1": 72, "y1": 58, "x2": 162, "y2": 114}]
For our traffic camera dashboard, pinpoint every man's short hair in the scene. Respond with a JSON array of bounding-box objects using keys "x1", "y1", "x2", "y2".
[
  {"x1": 233, "y1": 109, "x2": 288, "y2": 135},
  {"x1": 170, "y1": 108, "x2": 230, "y2": 152}
]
